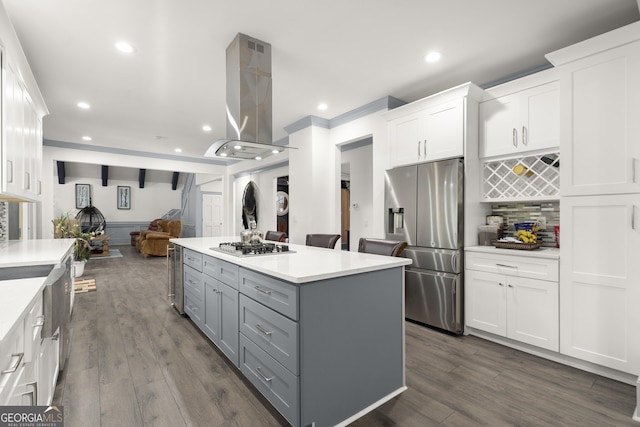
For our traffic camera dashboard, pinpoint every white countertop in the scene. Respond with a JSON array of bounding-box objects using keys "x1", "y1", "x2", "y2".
[
  {"x1": 466, "y1": 245, "x2": 560, "y2": 260},
  {"x1": 0, "y1": 277, "x2": 46, "y2": 341},
  {"x1": 0, "y1": 239, "x2": 75, "y2": 268},
  {"x1": 171, "y1": 237, "x2": 412, "y2": 284}
]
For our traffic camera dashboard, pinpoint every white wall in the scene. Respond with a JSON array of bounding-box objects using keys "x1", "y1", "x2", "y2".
[
  {"x1": 330, "y1": 112, "x2": 391, "y2": 240},
  {"x1": 52, "y1": 175, "x2": 182, "y2": 225},
  {"x1": 41, "y1": 145, "x2": 226, "y2": 237},
  {"x1": 341, "y1": 143, "x2": 373, "y2": 250},
  {"x1": 233, "y1": 165, "x2": 288, "y2": 237}
]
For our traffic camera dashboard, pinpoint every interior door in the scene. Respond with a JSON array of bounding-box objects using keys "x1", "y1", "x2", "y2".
[{"x1": 202, "y1": 193, "x2": 223, "y2": 237}]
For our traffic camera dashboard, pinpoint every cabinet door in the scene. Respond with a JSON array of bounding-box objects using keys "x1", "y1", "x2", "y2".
[
  {"x1": 203, "y1": 277, "x2": 221, "y2": 344},
  {"x1": 465, "y1": 270, "x2": 506, "y2": 336},
  {"x1": 218, "y1": 281, "x2": 238, "y2": 367},
  {"x1": 389, "y1": 113, "x2": 421, "y2": 167},
  {"x1": 479, "y1": 93, "x2": 520, "y2": 158},
  {"x1": 521, "y1": 81, "x2": 559, "y2": 152},
  {"x1": 560, "y1": 194, "x2": 640, "y2": 374},
  {"x1": 560, "y1": 42, "x2": 640, "y2": 196},
  {"x1": 506, "y1": 276, "x2": 559, "y2": 351},
  {"x1": 424, "y1": 99, "x2": 464, "y2": 161}
]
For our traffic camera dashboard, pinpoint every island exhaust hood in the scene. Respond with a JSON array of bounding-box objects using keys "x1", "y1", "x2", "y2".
[{"x1": 204, "y1": 33, "x2": 293, "y2": 161}]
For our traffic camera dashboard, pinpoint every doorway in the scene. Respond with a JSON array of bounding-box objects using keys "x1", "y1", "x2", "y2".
[
  {"x1": 202, "y1": 193, "x2": 223, "y2": 237},
  {"x1": 276, "y1": 176, "x2": 289, "y2": 238},
  {"x1": 339, "y1": 137, "x2": 373, "y2": 251}
]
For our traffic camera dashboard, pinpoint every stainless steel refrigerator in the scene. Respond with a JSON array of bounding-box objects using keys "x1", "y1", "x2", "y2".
[{"x1": 385, "y1": 158, "x2": 463, "y2": 334}]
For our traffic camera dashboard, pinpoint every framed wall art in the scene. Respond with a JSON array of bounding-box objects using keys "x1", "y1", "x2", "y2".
[
  {"x1": 75, "y1": 184, "x2": 91, "y2": 209},
  {"x1": 117, "y1": 186, "x2": 131, "y2": 210}
]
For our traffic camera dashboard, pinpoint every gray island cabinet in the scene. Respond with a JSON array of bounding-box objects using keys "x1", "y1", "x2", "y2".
[{"x1": 171, "y1": 237, "x2": 411, "y2": 427}]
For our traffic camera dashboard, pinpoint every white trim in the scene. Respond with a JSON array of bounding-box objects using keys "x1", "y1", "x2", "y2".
[{"x1": 334, "y1": 386, "x2": 408, "y2": 427}]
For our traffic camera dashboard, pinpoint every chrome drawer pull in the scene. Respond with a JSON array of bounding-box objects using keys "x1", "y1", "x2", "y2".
[
  {"x1": 256, "y1": 367, "x2": 273, "y2": 382},
  {"x1": 2, "y1": 353, "x2": 24, "y2": 374},
  {"x1": 496, "y1": 263, "x2": 517, "y2": 269},
  {"x1": 254, "y1": 285, "x2": 272, "y2": 295},
  {"x1": 255, "y1": 324, "x2": 273, "y2": 336}
]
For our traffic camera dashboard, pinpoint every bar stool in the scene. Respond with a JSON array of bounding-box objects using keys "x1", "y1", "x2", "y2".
[
  {"x1": 305, "y1": 234, "x2": 341, "y2": 249},
  {"x1": 264, "y1": 230, "x2": 287, "y2": 242},
  {"x1": 358, "y1": 238, "x2": 407, "y2": 257}
]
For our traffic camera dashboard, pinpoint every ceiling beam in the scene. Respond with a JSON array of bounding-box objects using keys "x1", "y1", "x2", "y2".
[
  {"x1": 56, "y1": 161, "x2": 65, "y2": 184},
  {"x1": 172, "y1": 172, "x2": 179, "y2": 190},
  {"x1": 138, "y1": 169, "x2": 146, "y2": 188},
  {"x1": 101, "y1": 165, "x2": 109, "y2": 186}
]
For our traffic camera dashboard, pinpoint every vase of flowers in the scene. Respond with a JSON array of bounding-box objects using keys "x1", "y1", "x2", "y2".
[{"x1": 72, "y1": 231, "x2": 92, "y2": 277}]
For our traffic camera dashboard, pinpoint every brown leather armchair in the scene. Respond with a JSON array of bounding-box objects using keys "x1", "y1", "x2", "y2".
[
  {"x1": 137, "y1": 220, "x2": 182, "y2": 257},
  {"x1": 358, "y1": 238, "x2": 407, "y2": 257},
  {"x1": 129, "y1": 218, "x2": 161, "y2": 246}
]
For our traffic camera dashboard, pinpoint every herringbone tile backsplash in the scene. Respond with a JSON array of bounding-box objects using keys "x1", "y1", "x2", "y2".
[{"x1": 490, "y1": 201, "x2": 560, "y2": 247}]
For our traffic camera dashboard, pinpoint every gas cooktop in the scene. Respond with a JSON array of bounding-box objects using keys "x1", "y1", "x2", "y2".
[{"x1": 211, "y1": 242, "x2": 294, "y2": 257}]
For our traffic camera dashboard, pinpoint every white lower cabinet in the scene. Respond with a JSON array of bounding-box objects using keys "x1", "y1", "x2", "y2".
[
  {"x1": 466, "y1": 252, "x2": 559, "y2": 351},
  {"x1": 0, "y1": 290, "x2": 46, "y2": 406},
  {"x1": 560, "y1": 194, "x2": 640, "y2": 375}
]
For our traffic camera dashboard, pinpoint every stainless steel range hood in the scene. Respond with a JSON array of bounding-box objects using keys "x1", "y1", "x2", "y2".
[{"x1": 205, "y1": 33, "x2": 293, "y2": 160}]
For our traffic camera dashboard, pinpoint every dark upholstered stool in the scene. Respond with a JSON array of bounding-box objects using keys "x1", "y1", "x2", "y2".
[
  {"x1": 305, "y1": 234, "x2": 341, "y2": 249},
  {"x1": 264, "y1": 230, "x2": 287, "y2": 242},
  {"x1": 357, "y1": 238, "x2": 407, "y2": 257}
]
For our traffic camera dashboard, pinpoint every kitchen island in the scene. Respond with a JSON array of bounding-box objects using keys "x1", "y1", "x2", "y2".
[{"x1": 170, "y1": 237, "x2": 411, "y2": 427}]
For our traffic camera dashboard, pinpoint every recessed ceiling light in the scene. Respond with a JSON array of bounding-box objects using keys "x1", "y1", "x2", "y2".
[
  {"x1": 317, "y1": 103, "x2": 328, "y2": 111},
  {"x1": 255, "y1": 156, "x2": 262, "y2": 161},
  {"x1": 220, "y1": 152, "x2": 228, "y2": 157},
  {"x1": 424, "y1": 51, "x2": 442, "y2": 63},
  {"x1": 202, "y1": 125, "x2": 212, "y2": 132},
  {"x1": 234, "y1": 145, "x2": 242, "y2": 150},
  {"x1": 272, "y1": 149, "x2": 280, "y2": 154},
  {"x1": 174, "y1": 148, "x2": 182, "y2": 153},
  {"x1": 82, "y1": 136, "x2": 92, "y2": 141},
  {"x1": 115, "y1": 41, "x2": 134, "y2": 54},
  {"x1": 77, "y1": 102, "x2": 90, "y2": 109}
]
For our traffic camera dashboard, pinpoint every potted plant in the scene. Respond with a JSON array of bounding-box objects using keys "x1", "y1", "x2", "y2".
[{"x1": 72, "y1": 231, "x2": 93, "y2": 277}]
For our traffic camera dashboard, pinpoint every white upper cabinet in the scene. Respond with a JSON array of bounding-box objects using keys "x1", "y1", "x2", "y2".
[
  {"x1": 385, "y1": 82, "x2": 483, "y2": 168},
  {"x1": 479, "y1": 79, "x2": 559, "y2": 158},
  {"x1": 546, "y1": 22, "x2": 640, "y2": 196},
  {"x1": 0, "y1": 15, "x2": 47, "y2": 202}
]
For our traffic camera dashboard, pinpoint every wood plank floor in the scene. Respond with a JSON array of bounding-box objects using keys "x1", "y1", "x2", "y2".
[{"x1": 54, "y1": 245, "x2": 637, "y2": 426}]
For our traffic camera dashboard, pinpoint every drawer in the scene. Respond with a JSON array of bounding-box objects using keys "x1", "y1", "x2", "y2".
[
  {"x1": 239, "y1": 269, "x2": 298, "y2": 320},
  {"x1": 466, "y1": 251, "x2": 559, "y2": 282},
  {"x1": 239, "y1": 334, "x2": 298, "y2": 426},
  {"x1": 184, "y1": 289, "x2": 204, "y2": 328},
  {"x1": 184, "y1": 249, "x2": 203, "y2": 272},
  {"x1": 240, "y1": 295, "x2": 298, "y2": 374},
  {"x1": 184, "y1": 265, "x2": 204, "y2": 299},
  {"x1": 203, "y1": 255, "x2": 239, "y2": 290}
]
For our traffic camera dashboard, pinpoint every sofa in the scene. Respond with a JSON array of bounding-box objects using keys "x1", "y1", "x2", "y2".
[{"x1": 136, "y1": 219, "x2": 182, "y2": 257}]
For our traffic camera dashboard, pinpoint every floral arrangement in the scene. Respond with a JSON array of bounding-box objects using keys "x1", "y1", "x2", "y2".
[{"x1": 53, "y1": 211, "x2": 94, "y2": 262}]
